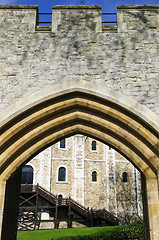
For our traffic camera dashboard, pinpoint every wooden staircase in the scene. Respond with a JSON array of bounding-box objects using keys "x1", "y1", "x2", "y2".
[{"x1": 18, "y1": 184, "x2": 121, "y2": 230}]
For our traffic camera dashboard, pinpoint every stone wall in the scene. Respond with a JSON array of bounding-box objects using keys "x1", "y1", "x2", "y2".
[
  {"x1": 0, "y1": 5, "x2": 159, "y2": 115},
  {"x1": 28, "y1": 135, "x2": 143, "y2": 222},
  {"x1": 28, "y1": 146, "x2": 52, "y2": 190}
]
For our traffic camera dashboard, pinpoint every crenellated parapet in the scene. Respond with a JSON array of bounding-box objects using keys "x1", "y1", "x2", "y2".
[
  {"x1": 0, "y1": 4, "x2": 159, "y2": 113},
  {"x1": 0, "y1": 5, "x2": 159, "y2": 240},
  {"x1": 0, "y1": 5, "x2": 102, "y2": 33},
  {"x1": 0, "y1": 5, "x2": 38, "y2": 33},
  {"x1": 117, "y1": 5, "x2": 159, "y2": 33},
  {"x1": 1, "y1": 4, "x2": 159, "y2": 33},
  {"x1": 52, "y1": 5, "x2": 102, "y2": 34}
]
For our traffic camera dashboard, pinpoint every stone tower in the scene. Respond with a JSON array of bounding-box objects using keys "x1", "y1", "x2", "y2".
[{"x1": 26, "y1": 135, "x2": 143, "y2": 223}]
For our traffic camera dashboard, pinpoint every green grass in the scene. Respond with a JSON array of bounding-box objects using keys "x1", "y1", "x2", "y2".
[
  {"x1": 17, "y1": 221, "x2": 145, "y2": 240},
  {"x1": 17, "y1": 226, "x2": 117, "y2": 240}
]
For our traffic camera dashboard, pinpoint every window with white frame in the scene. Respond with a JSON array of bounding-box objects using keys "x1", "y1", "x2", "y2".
[{"x1": 58, "y1": 167, "x2": 66, "y2": 182}]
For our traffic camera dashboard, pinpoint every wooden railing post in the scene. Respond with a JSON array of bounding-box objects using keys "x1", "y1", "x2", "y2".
[
  {"x1": 54, "y1": 195, "x2": 59, "y2": 229},
  {"x1": 69, "y1": 196, "x2": 71, "y2": 218},
  {"x1": 34, "y1": 184, "x2": 39, "y2": 230},
  {"x1": 103, "y1": 208, "x2": 105, "y2": 219},
  {"x1": 91, "y1": 208, "x2": 93, "y2": 227},
  {"x1": 86, "y1": 207, "x2": 90, "y2": 227},
  {"x1": 18, "y1": 184, "x2": 121, "y2": 229},
  {"x1": 67, "y1": 196, "x2": 72, "y2": 228}
]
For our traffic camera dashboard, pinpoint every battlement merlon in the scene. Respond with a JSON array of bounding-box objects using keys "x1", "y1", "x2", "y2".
[
  {"x1": 0, "y1": 5, "x2": 102, "y2": 33},
  {"x1": 52, "y1": 5, "x2": 102, "y2": 33},
  {"x1": 1, "y1": 4, "x2": 159, "y2": 33},
  {"x1": 117, "y1": 5, "x2": 159, "y2": 33},
  {"x1": 0, "y1": 5, "x2": 38, "y2": 32}
]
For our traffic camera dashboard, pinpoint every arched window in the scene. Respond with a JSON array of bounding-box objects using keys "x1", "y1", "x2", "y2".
[
  {"x1": 58, "y1": 167, "x2": 66, "y2": 181},
  {"x1": 60, "y1": 139, "x2": 66, "y2": 149},
  {"x1": 92, "y1": 171, "x2": 97, "y2": 182},
  {"x1": 92, "y1": 141, "x2": 96, "y2": 151},
  {"x1": 122, "y1": 172, "x2": 128, "y2": 183},
  {"x1": 21, "y1": 165, "x2": 33, "y2": 184},
  {"x1": 58, "y1": 194, "x2": 63, "y2": 205}
]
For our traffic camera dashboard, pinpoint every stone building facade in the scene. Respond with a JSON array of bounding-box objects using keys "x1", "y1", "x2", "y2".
[
  {"x1": 25, "y1": 135, "x2": 143, "y2": 223},
  {"x1": 0, "y1": 5, "x2": 159, "y2": 115},
  {"x1": 1, "y1": 5, "x2": 159, "y2": 239}
]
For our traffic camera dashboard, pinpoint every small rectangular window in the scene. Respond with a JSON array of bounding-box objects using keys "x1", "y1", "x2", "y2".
[
  {"x1": 58, "y1": 167, "x2": 66, "y2": 181},
  {"x1": 92, "y1": 141, "x2": 96, "y2": 151},
  {"x1": 92, "y1": 171, "x2": 97, "y2": 182},
  {"x1": 60, "y1": 139, "x2": 66, "y2": 149},
  {"x1": 122, "y1": 172, "x2": 127, "y2": 182}
]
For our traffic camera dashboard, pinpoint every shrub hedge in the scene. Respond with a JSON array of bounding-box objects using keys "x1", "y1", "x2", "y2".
[{"x1": 55, "y1": 221, "x2": 145, "y2": 240}]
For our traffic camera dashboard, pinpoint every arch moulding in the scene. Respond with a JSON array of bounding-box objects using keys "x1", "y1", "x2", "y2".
[{"x1": 0, "y1": 80, "x2": 159, "y2": 240}]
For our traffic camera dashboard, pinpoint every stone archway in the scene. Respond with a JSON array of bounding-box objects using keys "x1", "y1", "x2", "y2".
[{"x1": 0, "y1": 80, "x2": 159, "y2": 240}]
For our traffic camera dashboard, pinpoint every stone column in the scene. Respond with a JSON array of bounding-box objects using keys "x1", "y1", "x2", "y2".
[
  {"x1": 146, "y1": 176, "x2": 159, "y2": 240},
  {"x1": 73, "y1": 135, "x2": 86, "y2": 205},
  {"x1": 1, "y1": 168, "x2": 22, "y2": 240},
  {"x1": 0, "y1": 180, "x2": 6, "y2": 240},
  {"x1": 106, "y1": 147, "x2": 117, "y2": 215}
]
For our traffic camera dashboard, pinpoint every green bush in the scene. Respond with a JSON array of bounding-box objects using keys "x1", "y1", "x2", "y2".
[{"x1": 55, "y1": 221, "x2": 145, "y2": 240}]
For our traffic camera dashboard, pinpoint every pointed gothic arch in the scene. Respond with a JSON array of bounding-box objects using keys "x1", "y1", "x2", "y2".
[{"x1": 0, "y1": 80, "x2": 159, "y2": 239}]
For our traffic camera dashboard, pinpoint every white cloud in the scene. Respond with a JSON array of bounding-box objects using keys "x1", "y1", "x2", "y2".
[{"x1": 0, "y1": 0, "x2": 18, "y2": 4}]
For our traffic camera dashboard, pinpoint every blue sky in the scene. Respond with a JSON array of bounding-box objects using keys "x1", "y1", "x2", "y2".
[{"x1": 1, "y1": 0, "x2": 159, "y2": 12}]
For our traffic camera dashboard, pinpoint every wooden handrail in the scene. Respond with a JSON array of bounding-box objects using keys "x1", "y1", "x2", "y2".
[{"x1": 20, "y1": 184, "x2": 121, "y2": 225}]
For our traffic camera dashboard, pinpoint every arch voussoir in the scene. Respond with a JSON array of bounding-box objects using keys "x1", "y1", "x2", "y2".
[
  {"x1": 0, "y1": 82, "x2": 159, "y2": 240},
  {"x1": 0, "y1": 91, "x2": 159, "y2": 178},
  {"x1": 0, "y1": 123, "x2": 156, "y2": 181},
  {"x1": 0, "y1": 115, "x2": 157, "y2": 179}
]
